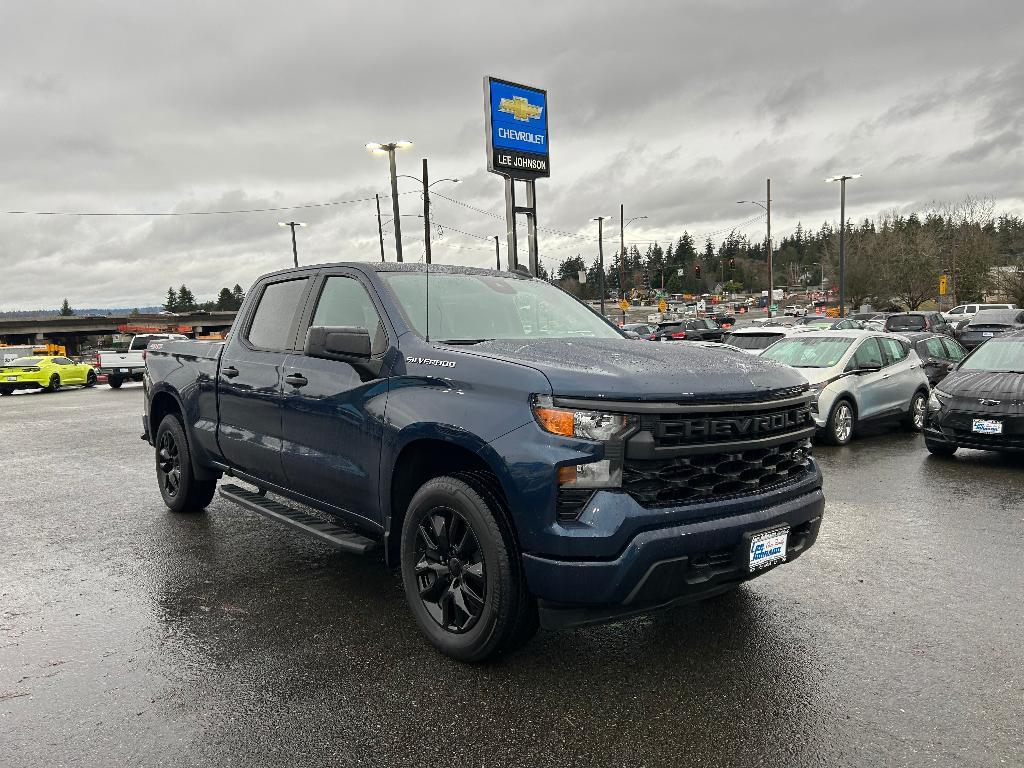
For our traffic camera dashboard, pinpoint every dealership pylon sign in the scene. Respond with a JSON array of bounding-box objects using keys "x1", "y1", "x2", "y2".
[{"x1": 485, "y1": 76, "x2": 548, "y2": 276}]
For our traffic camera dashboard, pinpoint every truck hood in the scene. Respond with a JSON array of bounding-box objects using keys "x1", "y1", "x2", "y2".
[{"x1": 449, "y1": 338, "x2": 806, "y2": 401}]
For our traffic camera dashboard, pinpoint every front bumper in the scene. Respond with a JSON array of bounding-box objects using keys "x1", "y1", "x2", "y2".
[
  {"x1": 524, "y1": 485, "x2": 824, "y2": 629},
  {"x1": 925, "y1": 409, "x2": 1024, "y2": 451}
]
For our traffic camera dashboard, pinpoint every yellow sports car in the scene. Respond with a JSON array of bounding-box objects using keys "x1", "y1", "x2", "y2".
[{"x1": 0, "y1": 355, "x2": 97, "y2": 395}]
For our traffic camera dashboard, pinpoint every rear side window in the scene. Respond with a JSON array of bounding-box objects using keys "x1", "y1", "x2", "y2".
[
  {"x1": 309, "y1": 276, "x2": 387, "y2": 355},
  {"x1": 878, "y1": 337, "x2": 908, "y2": 364},
  {"x1": 246, "y1": 278, "x2": 309, "y2": 350},
  {"x1": 941, "y1": 338, "x2": 965, "y2": 361},
  {"x1": 925, "y1": 337, "x2": 947, "y2": 358}
]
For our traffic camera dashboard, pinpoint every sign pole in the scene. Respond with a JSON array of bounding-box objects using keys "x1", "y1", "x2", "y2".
[
  {"x1": 503, "y1": 177, "x2": 517, "y2": 270},
  {"x1": 525, "y1": 180, "x2": 539, "y2": 276}
]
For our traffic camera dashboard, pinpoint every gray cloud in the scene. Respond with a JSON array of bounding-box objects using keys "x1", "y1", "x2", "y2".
[{"x1": 0, "y1": 0, "x2": 1023, "y2": 308}]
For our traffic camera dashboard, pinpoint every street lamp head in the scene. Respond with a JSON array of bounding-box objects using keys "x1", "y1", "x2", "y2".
[
  {"x1": 278, "y1": 221, "x2": 307, "y2": 227},
  {"x1": 590, "y1": 216, "x2": 613, "y2": 222},
  {"x1": 394, "y1": 140, "x2": 413, "y2": 150},
  {"x1": 825, "y1": 174, "x2": 862, "y2": 182}
]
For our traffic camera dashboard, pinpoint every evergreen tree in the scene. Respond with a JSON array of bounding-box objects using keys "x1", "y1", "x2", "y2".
[
  {"x1": 164, "y1": 287, "x2": 178, "y2": 312},
  {"x1": 215, "y1": 287, "x2": 235, "y2": 310},
  {"x1": 177, "y1": 285, "x2": 197, "y2": 312},
  {"x1": 231, "y1": 284, "x2": 245, "y2": 308},
  {"x1": 59, "y1": 298, "x2": 74, "y2": 316}
]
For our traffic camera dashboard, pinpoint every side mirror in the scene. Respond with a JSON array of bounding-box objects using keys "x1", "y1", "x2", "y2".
[{"x1": 304, "y1": 326, "x2": 371, "y2": 361}]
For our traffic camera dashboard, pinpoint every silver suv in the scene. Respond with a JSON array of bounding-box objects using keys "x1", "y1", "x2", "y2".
[{"x1": 760, "y1": 330, "x2": 931, "y2": 445}]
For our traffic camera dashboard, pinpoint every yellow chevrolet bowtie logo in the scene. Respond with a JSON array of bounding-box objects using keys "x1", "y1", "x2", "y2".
[{"x1": 499, "y1": 95, "x2": 543, "y2": 122}]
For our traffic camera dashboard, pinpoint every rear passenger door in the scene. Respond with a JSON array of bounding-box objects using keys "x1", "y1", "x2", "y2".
[
  {"x1": 217, "y1": 274, "x2": 312, "y2": 486},
  {"x1": 280, "y1": 270, "x2": 393, "y2": 526}
]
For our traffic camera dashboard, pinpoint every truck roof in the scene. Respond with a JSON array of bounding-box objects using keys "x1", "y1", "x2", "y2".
[{"x1": 258, "y1": 261, "x2": 534, "y2": 281}]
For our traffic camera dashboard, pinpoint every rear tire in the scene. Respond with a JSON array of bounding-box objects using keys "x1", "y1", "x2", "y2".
[
  {"x1": 45, "y1": 374, "x2": 61, "y2": 392},
  {"x1": 925, "y1": 438, "x2": 957, "y2": 456},
  {"x1": 84, "y1": 370, "x2": 97, "y2": 388},
  {"x1": 154, "y1": 414, "x2": 216, "y2": 513},
  {"x1": 903, "y1": 391, "x2": 927, "y2": 432},
  {"x1": 108, "y1": 376, "x2": 123, "y2": 389},
  {"x1": 0, "y1": 387, "x2": 12, "y2": 396},
  {"x1": 823, "y1": 399, "x2": 855, "y2": 445},
  {"x1": 400, "y1": 475, "x2": 537, "y2": 662}
]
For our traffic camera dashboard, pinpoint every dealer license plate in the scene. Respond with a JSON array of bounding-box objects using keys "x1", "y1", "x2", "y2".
[
  {"x1": 119, "y1": 368, "x2": 129, "y2": 373},
  {"x1": 6, "y1": 376, "x2": 16, "y2": 381},
  {"x1": 972, "y1": 418, "x2": 1003, "y2": 435},
  {"x1": 749, "y1": 527, "x2": 789, "y2": 571}
]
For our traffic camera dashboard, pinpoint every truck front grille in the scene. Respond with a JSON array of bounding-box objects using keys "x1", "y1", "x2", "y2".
[{"x1": 623, "y1": 437, "x2": 812, "y2": 508}]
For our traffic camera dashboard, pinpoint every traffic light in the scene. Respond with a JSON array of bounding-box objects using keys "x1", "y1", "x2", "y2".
[
  {"x1": 694, "y1": 264, "x2": 701, "y2": 278},
  {"x1": 729, "y1": 257, "x2": 736, "y2": 270}
]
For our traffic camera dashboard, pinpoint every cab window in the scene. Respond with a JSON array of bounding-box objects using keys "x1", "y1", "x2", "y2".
[
  {"x1": 309, "y1": 276, "x2": 387, "y2": 355},
  {"x1": 246, "y1": 278, "x2": 310, "y2": 351},
  {"x1": 848, "y1": 338, "x2": 883, "y2": 371}
]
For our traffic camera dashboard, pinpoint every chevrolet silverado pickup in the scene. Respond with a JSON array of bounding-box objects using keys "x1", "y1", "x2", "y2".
[{"x1": 143, "y1": 263, "x2": 824, "y2": 661}]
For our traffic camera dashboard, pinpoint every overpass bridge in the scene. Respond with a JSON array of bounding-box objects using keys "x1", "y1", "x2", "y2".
[{"x1": 0, "y1": 311, "x2": 237, "y2": 354}]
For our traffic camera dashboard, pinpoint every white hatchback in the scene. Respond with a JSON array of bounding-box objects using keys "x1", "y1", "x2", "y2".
[{"x1": 759, "y1": 330, "x2": 931, "y2": 445}]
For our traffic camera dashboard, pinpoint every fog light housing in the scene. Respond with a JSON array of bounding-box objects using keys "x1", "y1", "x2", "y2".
[{"x1": 557, "y1": 459, "x2": 622, "y2": 489}]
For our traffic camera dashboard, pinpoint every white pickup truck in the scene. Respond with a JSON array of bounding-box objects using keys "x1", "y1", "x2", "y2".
[{"x1": 95, "y1": 333, "x2": 187, "y2": 388}]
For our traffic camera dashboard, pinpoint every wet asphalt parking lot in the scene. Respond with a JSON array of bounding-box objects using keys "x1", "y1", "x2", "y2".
[{"x1": 2, "y1": 384, "x2": 1022, "y2": 768}]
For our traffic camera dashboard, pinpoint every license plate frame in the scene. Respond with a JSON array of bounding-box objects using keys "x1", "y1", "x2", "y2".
[
  {"x1": 983, "y1": 332, "x2": 994, "y2": 337},
  {"x1": 5, "y1": 376, "x2": 16, "y2": 381},
  {"x1": 972, "y1": 418, "x2": 1003, "y2": 435},
  {"x1": 748, "y1": 526, "x2": 789, "y2": 571},
  {"x1": 119, "y1": 368, "x2": 130, "y2": 373}
]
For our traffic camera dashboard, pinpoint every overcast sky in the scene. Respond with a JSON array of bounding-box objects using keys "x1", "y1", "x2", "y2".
[{"x1": 1, "y1": 0, "x2": 1022, "y2": 309}]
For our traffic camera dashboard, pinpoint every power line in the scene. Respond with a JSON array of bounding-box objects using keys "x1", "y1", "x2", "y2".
[{"x1": 0, "y1": 191, "x2": 421, "y2": 217}]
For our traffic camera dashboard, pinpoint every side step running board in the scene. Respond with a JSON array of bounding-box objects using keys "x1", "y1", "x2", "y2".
[{"x1": 219, "y1": 484, "x2": 378, "y2": 555}]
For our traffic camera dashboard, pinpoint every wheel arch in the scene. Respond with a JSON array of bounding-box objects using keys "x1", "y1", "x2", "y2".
[{"x1": 385, "y1": 433, "x2": 516, "y2": 568}]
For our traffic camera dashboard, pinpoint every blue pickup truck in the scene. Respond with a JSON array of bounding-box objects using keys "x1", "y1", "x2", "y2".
[{"x1": 143, "y1": 263, "x2": 824, "y2": 660}]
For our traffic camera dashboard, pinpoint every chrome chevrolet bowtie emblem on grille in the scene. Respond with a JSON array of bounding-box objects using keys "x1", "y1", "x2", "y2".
[{"x1": 978, "y1": 398, "x2": 1001, "y2": 406}]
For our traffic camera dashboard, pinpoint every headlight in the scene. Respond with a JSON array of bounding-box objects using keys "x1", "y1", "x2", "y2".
[
  {"x1": 531, "y1": 394, "x2": 634, "y2": 441},
  {"x1": 532, "y1": 395, "x2": 636, "y2": 489}
]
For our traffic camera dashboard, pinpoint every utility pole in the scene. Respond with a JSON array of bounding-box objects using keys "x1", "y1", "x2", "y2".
[
  {"x1": 375, "y1": 194, "x2": 386, "y2": 262},
  {"x1": 388, "y1": 149, "x2": 403, "y2": 262},
  {"x1": 591, "y1": 216, "x2": 612, "y2": 316},
  {"x1": 493, "y1": 236, "x2": 500, "y2": 270},
  {"x1": 766, "y1": 178, "x2": 772, "y2": 317},
  {"x1": 619, "y1": 203, "x2": 626, "y2": 298},
  {"x1": 421, "y1": 158, "x2": 432, "y2": 264},
  {"x1": 278, "y1": 221, "x2": 305, "y2": 268}
]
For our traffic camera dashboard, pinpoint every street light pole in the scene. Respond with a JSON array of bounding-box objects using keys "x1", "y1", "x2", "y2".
[
  {"x1": 767, "y1": 178, "x2": 772, "y2": 316},
  {"x1": 375, "y1": 194, "x2": 386, "y2": 263},
  {"x1": 366, "y1": 140, "x2": 413, "y2": 262},
  {"x1": 278, "y1": 221, "x2": 306, "y2": 268},
  {"x1": 494, "y1": 236, "x2": 500, "y2": 270},
  {"x1": 619, "y1": 204, "x2": 625, "y2": 298},
  {"x1": 826, "y1": 174, "x2": 861, "y2": 317},
  {"x1": 591, "y1": 215, "x2": 613, "y2": 316}
]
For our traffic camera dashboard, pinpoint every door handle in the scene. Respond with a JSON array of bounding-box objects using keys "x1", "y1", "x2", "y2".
[
  {"x1": 284, "y1": 373, "x2": 308, "y2": 387},
  {"x1": 222, "y1": 366, "x2": 240, "y2": 379}
]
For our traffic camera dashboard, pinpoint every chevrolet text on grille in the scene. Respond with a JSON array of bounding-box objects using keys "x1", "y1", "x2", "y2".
[{"x1": 670, "y1": 408, "x2": 812, "y2": 439}]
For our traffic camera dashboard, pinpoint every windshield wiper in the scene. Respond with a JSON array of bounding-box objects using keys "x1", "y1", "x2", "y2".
[{"x1": 437, "y1": 338, "x2": 492, "y2": 345}]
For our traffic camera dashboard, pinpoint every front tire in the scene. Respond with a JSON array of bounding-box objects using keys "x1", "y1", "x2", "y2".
[
  {"x1": 84, "y1": 370, "x2": 97, "y2": 388},
  {"x1": 154, "y1": 414, "x2": 216, "y2": 513},
  {"x1": 903, "y1": 391, "x2": 927, "y2": 432},
  {"x1": 925, "y1": 437, "x2": 957, "y2": 456},
  {"x1": 823, "y1": 399, "x2": 855, "y2": 445},
  {"x1": 108, "y1": 376, "x2": 123, "y2": 389},
  {"x1": 400, "y1": 475, "x2": 537, "y2": 662}
]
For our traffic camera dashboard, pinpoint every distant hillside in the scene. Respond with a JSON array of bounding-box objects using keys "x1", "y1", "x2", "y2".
[{"x1": 0, "y1": 307, "x2": 163, "y2": 319}]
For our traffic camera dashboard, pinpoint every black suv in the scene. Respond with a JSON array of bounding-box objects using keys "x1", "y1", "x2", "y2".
[{"x1": 884, "y1": 312, "x2": 952, "y2": 336}]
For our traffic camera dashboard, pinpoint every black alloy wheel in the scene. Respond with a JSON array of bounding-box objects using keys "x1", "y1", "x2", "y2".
[
  {"x1": 156, "y1": 429, "x2": 182, "y2": 500},
  {"x1": 413, "y1": 507, "x2": 487, "y2": 633},
  {"x1": 85, "y1": 370, "x2": 97, "y2": 387}
]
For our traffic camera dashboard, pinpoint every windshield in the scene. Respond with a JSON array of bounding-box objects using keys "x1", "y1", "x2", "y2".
[
  {"x1": 959, "y1": 339, "x2": 1024, "y2": 372},
  {"x1": 380, "y1": 272, "x2": 622, "y2": 342},
  {"x1": 6, "y1": 357, "x2": 42, "y2": 366},
  {"x1": 886, "y1": 315, "x2": 926, "y2": 331},
  {"x1": 727, "y1": 333, "x2": 783, "y2": 350},
  {"x1": 761, "y1": 337, "x2": 855, "y2": 368}
]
